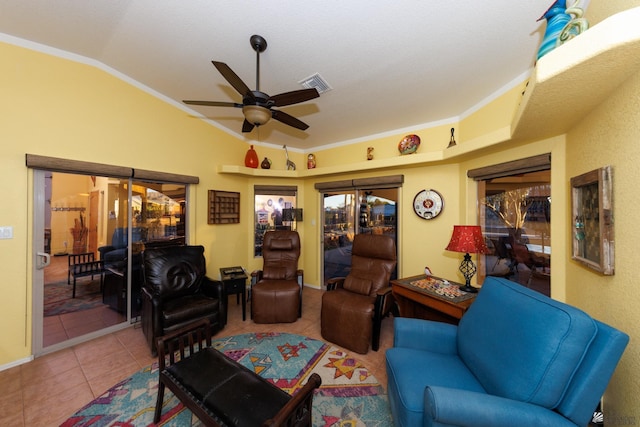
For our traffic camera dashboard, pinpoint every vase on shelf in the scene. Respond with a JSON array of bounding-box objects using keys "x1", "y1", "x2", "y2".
[
  {"x1": 245, "y1": 145, "x2": 259, "y2": 168},
  {"x1": 536, "y1": 0, "x2": 571, "y2": 60}
]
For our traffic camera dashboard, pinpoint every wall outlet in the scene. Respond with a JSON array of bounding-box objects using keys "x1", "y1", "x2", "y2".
[{"x1": 0, "y1": 226, "x2": 14, "y2": 239}]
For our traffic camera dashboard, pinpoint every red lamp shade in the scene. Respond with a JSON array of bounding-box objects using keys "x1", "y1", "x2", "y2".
[{"x1": 445, "y1": 225, "x2": 489, "y2": 254}]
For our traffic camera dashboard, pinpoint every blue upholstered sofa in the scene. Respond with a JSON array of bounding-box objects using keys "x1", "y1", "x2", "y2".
[{"x1": 386, "y1": 277, "x2": 628, "y2": 427}]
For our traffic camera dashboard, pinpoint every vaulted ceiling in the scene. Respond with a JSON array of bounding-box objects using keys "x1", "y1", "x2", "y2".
[{"x1": 0, "y1": 1, "x2": 569, "y2": 150}]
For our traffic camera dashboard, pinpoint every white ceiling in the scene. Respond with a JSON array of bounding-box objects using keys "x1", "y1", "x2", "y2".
[{"x1": 0, "y1": 1, "x2": 564, "y2": 151}]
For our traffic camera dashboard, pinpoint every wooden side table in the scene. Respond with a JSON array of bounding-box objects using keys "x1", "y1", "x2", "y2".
[
  {"x1": 391, "y1": 275, "x2": 477, "y2": 324},
  {"x1": 220, "y1": 267, "x2": 247, "y2": 321}
]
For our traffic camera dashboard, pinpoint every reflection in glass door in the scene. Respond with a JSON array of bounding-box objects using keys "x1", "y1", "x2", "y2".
[
  {"x1": 34, "y1": 171, "x2": 187, "y2": 355},
  {"x1": 322, "y1": 188, "x2": 398, "y2": 284},
  {"x1": 480, "y1": 170, "x2": 551, "y2": 296}
]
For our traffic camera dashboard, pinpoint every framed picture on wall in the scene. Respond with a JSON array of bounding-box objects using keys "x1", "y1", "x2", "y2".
[{"x1": 570, "y1": 165, "x2": 614, "y2": 275}]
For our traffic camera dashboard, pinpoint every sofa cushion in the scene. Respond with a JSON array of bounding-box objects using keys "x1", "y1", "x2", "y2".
[
  {"x1": 457, "y1": 277, "x2": 597, "y2": 409},
  {"x1": 262, "y1": 266, "x2": 287, "y2": 280},
  {"x1": 386, "y1": 347, "x2": 486, "y2": 427},
  {"x1": 342, "y1": 276, "x2": 372, "y2": 295},
  {"x1": 162, "y1": 294, "x2": 220, "y2": 328},
  {"x1": 269, "y1": 238, "x2": 293, "y2": 251}
]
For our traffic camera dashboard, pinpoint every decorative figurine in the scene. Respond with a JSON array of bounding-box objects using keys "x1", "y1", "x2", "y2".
[
  {"x1": 447, "y1": 128, "x2": 457, "y2": 148},
  {"x1": 307, "y1": 153, "x2": 316, "y2": 169},
  {"x1": 261, "y1": 157, "x2": 271, "y2": 169},
  {"x1": 283, "y1": 145, "x2": 296, "y2": 170},
  {"x1": 398, "y1": 134, "x2": 421, "y2": 155},
  {"x1": 367, "y1": 146, "x2": 374, "y2": 160}
]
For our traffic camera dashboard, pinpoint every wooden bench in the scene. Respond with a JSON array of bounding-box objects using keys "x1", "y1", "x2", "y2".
[
  {"x1": 154, "y1": 319, "x2": 321, "y2": 426},
  {"x1": 68, "y1": 253, "x2": 104, "y2": 298}
]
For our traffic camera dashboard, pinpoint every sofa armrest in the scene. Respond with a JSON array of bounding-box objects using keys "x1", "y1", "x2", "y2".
[
  {"x1": 424, "y1": 386, "x2": 576, "y2": 427},
  {"x1": 393, "y1": 317, "x2": 458, "y2": 354},
  {"x1": 201, "y1": 276, "x2": 224, "y2": 299},
  {"x1": 326, "y1": 277, "x2": 345, "y2": 291}
]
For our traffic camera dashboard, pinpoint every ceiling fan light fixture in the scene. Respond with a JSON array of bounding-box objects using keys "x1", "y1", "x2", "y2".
[{"x1": 243, "y1": 105, "x2": 271, "y2": 125}]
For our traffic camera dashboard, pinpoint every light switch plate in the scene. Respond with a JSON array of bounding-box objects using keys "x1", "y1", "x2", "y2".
[{"x1": 0, "y1": 226, "x2": 14, "y2": 239}]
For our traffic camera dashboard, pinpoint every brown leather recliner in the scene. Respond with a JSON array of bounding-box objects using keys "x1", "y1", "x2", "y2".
[
  {"x1": 141, "y1": 245, "x2": 226, "y2": 356},
  {"x1": 251, "y1": 230, "x2": 303, "y2": 324},
  {"x1": 321, "y1": 234, "x2": 397, "y2": 354}
]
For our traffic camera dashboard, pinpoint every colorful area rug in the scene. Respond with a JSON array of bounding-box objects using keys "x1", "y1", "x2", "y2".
[
  {"x1": 44, "y1": 278, "x2": 105, "y2": 317},
  {"x1": 62, "y1": 332, "x2": 393, "y2": 426}
]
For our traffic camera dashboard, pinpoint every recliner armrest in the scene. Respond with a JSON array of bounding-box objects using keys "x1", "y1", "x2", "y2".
[
  {"x1": 326, "y1": 277, "x2": 345, "y2": 291},
  {"x1": 201, "y1": 277, "x2": 224, "y2": 299},
  {"x1": 424, "y1": 386, "x2": 576, "y2": 427},
  {"x1": 251, "y1": 269, "x2": 263, "y2": 286},
  {"x1": 393, "y1": 317, "x2": 458, "y2": 354}
]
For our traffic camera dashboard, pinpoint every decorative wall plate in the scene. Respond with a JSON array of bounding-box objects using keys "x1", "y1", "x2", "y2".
[{"x1": 413, "y1": 189, "x2": 443, "y2": 220}]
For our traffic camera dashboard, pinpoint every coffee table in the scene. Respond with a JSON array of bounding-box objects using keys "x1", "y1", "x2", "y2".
[{"x1": 391, "y1": 274, "x2": 477, "y2": 324}]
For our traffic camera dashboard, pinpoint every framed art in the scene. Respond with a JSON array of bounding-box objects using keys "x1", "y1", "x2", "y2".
[{"x1": 570, "y1": 165, "x2": 614, "y2": 275}]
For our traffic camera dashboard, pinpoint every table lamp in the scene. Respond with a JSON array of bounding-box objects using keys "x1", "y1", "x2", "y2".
[{"x1": 445, "y1": 225, "x2": 490, "y2": 293}]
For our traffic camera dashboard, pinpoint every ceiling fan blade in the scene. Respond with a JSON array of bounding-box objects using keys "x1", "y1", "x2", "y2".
[
  {"x1": 271, "y1": 110, "x2": 309, "y2": 130},
  {"x1": 183, "y1": 100, "x2": 243, "y2": 108},
  {"x1": 270, "y1": 88, "x2": 319, "y2": 107},
  {"x1": 212, "y1": 61, "x2": 255, "y2": 100},
  {"x1": 242, "y1": 119, "x2": 255, "y2": 133}
]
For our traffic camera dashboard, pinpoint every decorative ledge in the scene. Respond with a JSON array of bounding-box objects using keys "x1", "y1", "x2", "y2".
[{"x1": 511, "y1": 7, "x2": 640, "y2": 142}]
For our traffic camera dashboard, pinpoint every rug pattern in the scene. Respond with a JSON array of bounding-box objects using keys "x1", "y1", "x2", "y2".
[
  {"x1": 61, "y1": 333, "x2": 393, "y2": 426},
  {"x1": 44, "y1": 278, "x2": 106, "y2": 317}
]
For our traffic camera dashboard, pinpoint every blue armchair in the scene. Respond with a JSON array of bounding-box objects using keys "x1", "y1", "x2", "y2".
[{"x1": 386, "y1": 277, "x2": 628, "y2": 427}]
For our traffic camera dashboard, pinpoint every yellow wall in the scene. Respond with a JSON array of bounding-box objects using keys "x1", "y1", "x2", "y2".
[
  {"x1": 2, "y1": 3, "x2": 640, "y2": 421},
  {"x1": 564, "y1": 70, "x2": 640, "y2": 421},
  {"x1": 0, "y1": 41, "x2": 252, "y2": 363}
]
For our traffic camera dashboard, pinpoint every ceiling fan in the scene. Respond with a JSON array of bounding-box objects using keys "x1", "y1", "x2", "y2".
[{"x1": 184, "y1": 34, "x2": 320, "y2": 133}]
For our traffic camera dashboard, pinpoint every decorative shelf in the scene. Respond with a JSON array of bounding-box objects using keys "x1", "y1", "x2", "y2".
[
  {"x1": 208, "y1": 190, "x2": 240, "y2": 224},
  {"x1": 511, "y1": 7, "x2": 640, "y2": 142},
  {"x1": 218, "y1": 8, "x2": 640, "y2": 179}
]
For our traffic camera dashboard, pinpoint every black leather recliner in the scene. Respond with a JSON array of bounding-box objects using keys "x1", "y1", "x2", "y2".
[{"x1": 141, "y1": 245, "x2": 226, "y2": 356}]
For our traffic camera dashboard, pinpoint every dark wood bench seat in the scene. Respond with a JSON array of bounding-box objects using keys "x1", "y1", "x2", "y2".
[
  {"x1": 154, "y1": 319, "x2": 321, "y2": 426},
  {"x1": 67, "y1": 252, "x2": 104, "y2": 298}
]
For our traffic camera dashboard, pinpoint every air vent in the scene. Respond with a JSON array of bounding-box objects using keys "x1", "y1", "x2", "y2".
[{"x1": 299, "y1": 73, "x2": 332, "y2": 94}]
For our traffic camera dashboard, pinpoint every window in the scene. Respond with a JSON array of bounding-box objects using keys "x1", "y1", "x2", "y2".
[
  {"x1": 254, "y1": 185, "x2": 298, "y2": 257},
  {"x1": 469, "y1": 155, "x2": 551, "y2": 295}
]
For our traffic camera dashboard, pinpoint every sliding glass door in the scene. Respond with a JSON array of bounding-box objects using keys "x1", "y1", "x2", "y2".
[
  {"x1": 322, "y1": 188, "x2": 398, "y2": 284},
  {"x1": 33, "y1": 171, "x2": 187, "y2": 355}
]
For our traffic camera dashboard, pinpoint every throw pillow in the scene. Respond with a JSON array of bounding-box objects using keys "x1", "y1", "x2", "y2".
[{"x1": 343, "y1": 276, "x2": 372, "y2": 296}]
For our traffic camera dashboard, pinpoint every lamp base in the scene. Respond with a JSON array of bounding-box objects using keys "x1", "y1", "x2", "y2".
[
  {"x1": 458, "y1": 253, "x2": 479, "y2": 293},
  {"x1": 459, "y1": 283, "x2": 478, "y2": 293}
]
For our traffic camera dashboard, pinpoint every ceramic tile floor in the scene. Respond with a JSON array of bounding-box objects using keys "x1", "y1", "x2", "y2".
[{"x1": 0, "y1": 287, "x2": 394, "y2": 426}]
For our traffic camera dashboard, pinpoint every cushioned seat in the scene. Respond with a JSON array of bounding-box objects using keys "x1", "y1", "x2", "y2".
[
  {"x1": 162, "y1": 294, "x2": 222, "y2": 330},
  {"x1": 321, "y1": 234, "x2": 397, "y2": 354},
  {"x1": 251, "y1": 230, "x2": 303, "y2": 324},
  {"x1": 141, "y1": 245, "x2": 226, "y2": 356},
  {"x1": 154, "y1": 319, "x2": 321, "y2": 426},
  {"x1": 386, "y1": 277, "x2": 629, "y2": 427}
]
